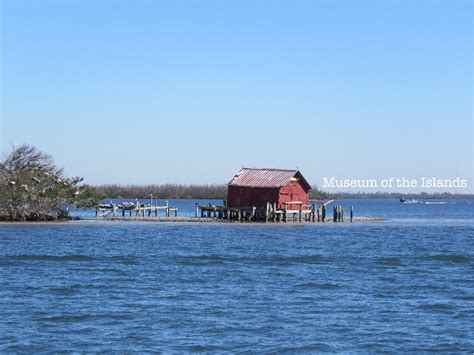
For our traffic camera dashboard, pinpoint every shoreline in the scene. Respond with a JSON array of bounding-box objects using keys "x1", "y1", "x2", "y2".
[{"x1": 0, "y1": 216, "x2": 386, "y2": 224}]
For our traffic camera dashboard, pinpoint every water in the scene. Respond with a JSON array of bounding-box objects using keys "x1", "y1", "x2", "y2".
[
  {"x1": 71, "y1": 197, "x2": 474, "y2": 221},
  {"x1": 1, "y1": 200, "x2": 473, "y2": 352}
]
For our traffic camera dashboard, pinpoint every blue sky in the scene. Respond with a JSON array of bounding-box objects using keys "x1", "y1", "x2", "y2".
[{"x1": 1, "y1": 0, "x2": 472, "y2": 192}]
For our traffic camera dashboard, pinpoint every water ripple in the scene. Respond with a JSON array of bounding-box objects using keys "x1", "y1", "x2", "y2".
[{"x1": 1, "y1": 220, "x2": 473, "y2": 352}]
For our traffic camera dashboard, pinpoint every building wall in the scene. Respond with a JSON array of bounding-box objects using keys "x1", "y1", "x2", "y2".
[
  {"x1": 277, "y1": 180, "x2": 309, "y2": 209},
  {"x1": 227, "y1": 186, "x2": 279, "y2": 208},
  {"x1": 227, "y1": 180, "x2": 309, "y2": 209}
]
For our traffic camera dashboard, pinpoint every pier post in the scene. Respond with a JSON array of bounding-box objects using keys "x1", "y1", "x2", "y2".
[
  {"x1": 298, "y1": 205, "x2": 302, "y2": 222},
  {"x1": 350, "y1": 206, "x2": 353, "y2": 222},
  {"x1": 195, "y1": 203, "x2": 198, "y2": 217},
  {"x1": 283, "y1": 203, "x2": 287, "y2": 222}
]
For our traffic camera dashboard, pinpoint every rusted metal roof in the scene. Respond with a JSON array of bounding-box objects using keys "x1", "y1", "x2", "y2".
[{"x1": 229, "y1": 167, "x2": 311, "y2": 190}]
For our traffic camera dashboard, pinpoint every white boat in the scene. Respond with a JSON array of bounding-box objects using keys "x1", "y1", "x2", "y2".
[{"x1": 400, "y1": 198, "x2": 418, "y2": 204}]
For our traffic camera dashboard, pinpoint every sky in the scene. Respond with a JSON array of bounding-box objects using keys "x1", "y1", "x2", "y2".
[{"x1": 1, "y1": 0, "x2": 473, "y2": 193}]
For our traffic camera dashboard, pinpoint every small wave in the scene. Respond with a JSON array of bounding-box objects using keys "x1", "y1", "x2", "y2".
[
  {"x1": 48, "y1": 284, "x2": 81, "y2": 295},
  {"x1": 189, "y1": 345, "x2": 213, "y2": 351},
  {"x1": 177, "y1": 254, "x2": 330, "y2": 266},
  {"x1": 109, "y1": 256, "x2": 138, "y2": 265},
  {"x1": 454, "y1": 294, "x2": 474, "y2": 301},
  {"x1": 7, "y1": 254, "x2": 138, "y2": 265},
  {"x1": 94, "y1": 267, "x2": 128, "y2": 274},
  {"x1": 296, "y1": 282, "x2": 341, "y2": 290},
  {"x1": 192, "y1": 255, "x2": 225, "y2": 262},
  {"x1": 376, "y1": 257, "x2": 403, "y2": 265},
  {"x1": 428, "y1": 255, "x2": 470, "y2": 263},
  {"x1": 106, "y1": 313, "x2": 135, "y2": 321},
  {"x1": 177, "y1": 255, "x2": 226, "y2": 265},
  {"x1": 272, "y1": 255, "x2": 329, "y2": 265},
  {"x1": 41, "y1": 314, "x2": 92, "y2": 322},
  {"x1": 11, "y1": 254, "x2": 93, "y2": 262},
  {"x1": 39, "y1": 313, "x2": 133, "y2": 323},
  {"x1": 417, "y1": 303, "x2": 454, "y2": 312}
]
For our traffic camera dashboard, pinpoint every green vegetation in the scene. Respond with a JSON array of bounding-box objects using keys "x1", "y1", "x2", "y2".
[
  {"x1": 0, "y1": 145, "x2": 98, "y2": 221},
  {"x1": 94, "y1": 184, "x2": 228, "y2": 199}
]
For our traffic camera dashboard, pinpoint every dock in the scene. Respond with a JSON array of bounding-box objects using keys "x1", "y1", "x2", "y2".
[
  {"x1": 95, "y1": 201, "x2": 178, "y2": 218},
  {"x1": 195, "y1": 200, "x2": 352, "y2": 223},
  {"x1": 93, "y1": 200, "x2": 373, "y2": 223}
]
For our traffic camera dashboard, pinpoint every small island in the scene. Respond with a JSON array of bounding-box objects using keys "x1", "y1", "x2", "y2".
[{"x1": 0, "y1": 145, "x2": 97, "y2": 221}]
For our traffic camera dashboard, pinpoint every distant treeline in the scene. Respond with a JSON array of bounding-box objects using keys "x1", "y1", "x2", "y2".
[
  {"x1": 94, "y1": 184, "x2": 328, "y2": 200},
  {"x1": 94, "y1": 184, "x2": 228, "y2": 199},
  {"x1": 93, "y1": 184, "x2": 473, "y2": 200}
]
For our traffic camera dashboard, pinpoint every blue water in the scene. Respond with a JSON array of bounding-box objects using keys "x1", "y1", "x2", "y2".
[{"x1": 1, "y1": 199, "x2": 473, "y2": 352}]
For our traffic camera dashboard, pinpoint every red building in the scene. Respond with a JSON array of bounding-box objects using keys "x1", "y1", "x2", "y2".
[{"x1": 227, "y1": 168, "x2": 312, "y2": 210}]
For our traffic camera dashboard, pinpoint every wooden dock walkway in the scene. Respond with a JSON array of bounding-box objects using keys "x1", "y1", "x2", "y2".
[
  {"x1": 195, "y1": 200, "x2": 353, "y2": 223},
  {"x1": 96, "y1": 201, "x2": 178, "y2": 219},
  {"x1": 93, "y1": 200, "x2": 371, "y2": 223}
]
